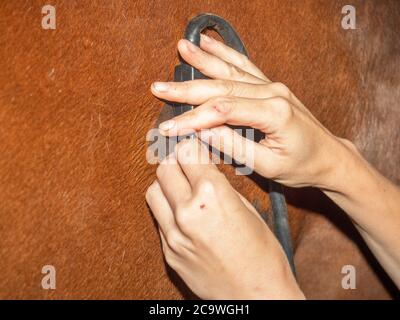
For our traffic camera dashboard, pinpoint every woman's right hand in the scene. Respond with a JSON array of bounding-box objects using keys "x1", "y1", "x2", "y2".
[
  {"x1": 152, "y1": 35, "x2": 353, "y2": 190},
  {"x1": 151, "y1": 35, "x2": 400, "y2": 289}
]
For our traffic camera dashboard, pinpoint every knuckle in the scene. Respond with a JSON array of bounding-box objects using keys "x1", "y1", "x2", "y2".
[
  {"x1": 273, "y1": 96, "x2": 290, "y2": 108},
  {"x1": 196, "y1": 177, "x2": 214, "y2": 191},
  {"x1": 270, "y1": 97, "x2": 293, "y2": 122},
  {"x1": 175, "y1": 202, "x2": 193, "y2": 227},
  {"x1": 272, "y1": 82, "x2": 292, "y2": 99},
  {"x1": 219, "y1": 80, "x2": 235, "y2": 96},
  {"x1": 164, "y1": 252, "x2": 179, "y2": 269},
  {"x1": 196, "y1": 174, "x2": 224, "y2": 194},
  {"x1": 237, "y1": 55, "x2": 250, "y2": 70},
  {"x1": 210, "y1": 95, "x2": 229, "y2": 104},
  {"x1": 174, "y1": 81, "x2": 190, "y2": 99},
  {"x1": 339, "y1": 138, "x2": 358, "y2": 152},
  {"x1": 181, "y1": 80, "x2": 191, "y2": 91},
  {"x1": 165, "y1": 230, "x2": 184, "y2": 252},
  {"x1": 211, "y1": 95, "x2": 235, "y2": 114},
  {"x1": 228, "y1": 63, "x2": 246, "y2": 80}
]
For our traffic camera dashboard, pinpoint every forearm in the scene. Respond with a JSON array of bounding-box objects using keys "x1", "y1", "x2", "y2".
[{"x1": 321, "y1": 139, "x2": 400, "y2": 286}]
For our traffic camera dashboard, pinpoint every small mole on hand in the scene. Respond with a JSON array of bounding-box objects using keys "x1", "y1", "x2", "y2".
[{"x1": 200, "y1": 204, "x2": 206, "y2": 209}]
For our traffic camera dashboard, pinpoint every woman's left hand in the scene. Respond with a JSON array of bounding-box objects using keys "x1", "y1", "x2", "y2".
[{"x1": 146, "y1": 138, "x2": 304, "y2": 299}]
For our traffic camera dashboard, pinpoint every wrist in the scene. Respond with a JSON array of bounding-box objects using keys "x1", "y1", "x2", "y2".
[
  {"x1": 240, "y1": 284, "x2": 306, "y2": 300},
  {"x1": 318, "y1": 136, "x2": 381, "y2": 201},
  {"x1": 240, "y1": 266, "x2": 306, "y2": 300}
]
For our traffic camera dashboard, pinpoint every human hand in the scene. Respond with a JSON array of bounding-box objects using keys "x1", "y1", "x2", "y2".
[
  {"x1": 151, "y1": 35, "x2": 353, "y2": 190},
  {"x1": 146, "y1": 139, "x2": 304, "y2": 299}
]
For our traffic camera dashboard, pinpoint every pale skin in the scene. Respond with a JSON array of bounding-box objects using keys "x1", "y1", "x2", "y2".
[{"x1": 146, "y1": 34, "x2": 400, "y2": 299}]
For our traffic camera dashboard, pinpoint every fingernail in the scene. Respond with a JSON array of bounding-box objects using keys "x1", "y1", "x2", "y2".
[
  {"x1": 185, "y1": 40, "x2": 199, "y2": 53},
  {"x1": 152, "y1": 82, "x2": 169, "y2": 92},
  {"x1": 201, "y1": 34, "x2": 213, "y2": 43},
  {"x1": 159, "y1": 120, "x2": 175, "y2": 131}
]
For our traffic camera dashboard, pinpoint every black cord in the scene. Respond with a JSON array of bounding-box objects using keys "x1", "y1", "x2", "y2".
[{"x1": 175, "y1": 13, "x2": 296, "y2": 275}]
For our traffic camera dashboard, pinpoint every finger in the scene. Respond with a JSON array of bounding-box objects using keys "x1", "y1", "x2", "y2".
[
  {"x1": 200, "y1": 34, "x2": 270, "y2": 82},
  {"x1": 159, "y1": 228, "x2": 174, "y2": 258},
  {"x1": 156, "y1": 154, "x2": 192, "y2": 210},
  {"x1": 151, "y1": 80, "x2": 290, "y2": 106},
  {"x1": 188, "y1": 171, "x2": 246, "y2": 218},
  {"x1": 234, "y1": 190, "x2": 262, "y2": 216},
  {"x1": 158, "y1": 228, "x2": 183, "y2": 270},
  {"x1": 159, "y1": 225, "x2": 194, "y2": 258},
  {"x1": 177, "y1": 39, "x2": 266, "y2": 84},
  {"x1": 146, "y1": 180, "x2": 179, "y2": 236},
  {"x1": 174, "y1": 138, "x2": 221, "y2": 188},
  {"x1": 198, "y1": 125, "x2": 280, "y2": 179},
  {"x1": 159, "y1": 96, "x2": 293, "y2": 136}
]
